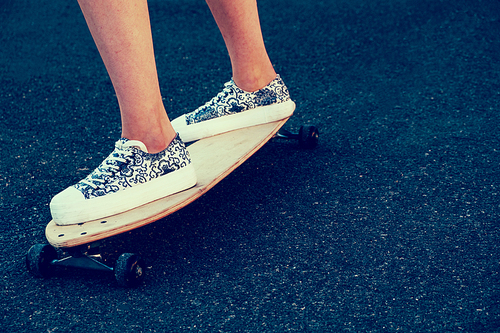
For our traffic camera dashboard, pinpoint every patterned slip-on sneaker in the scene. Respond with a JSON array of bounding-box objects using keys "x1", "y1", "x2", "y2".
[
  {"x1": 171, "y1": 74, "x2": 295, "y2": 142},
  {"x1": 50, "y1": 135, "x2": 197, "y2": 225}
]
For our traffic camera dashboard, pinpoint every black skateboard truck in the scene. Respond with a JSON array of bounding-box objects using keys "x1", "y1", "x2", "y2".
[
  {"x1": 26, "y1": 243, "x2": 144, "y2": 288},
  {"x1": 275, "y1": 125, "x2": 319, "y2": 149}
]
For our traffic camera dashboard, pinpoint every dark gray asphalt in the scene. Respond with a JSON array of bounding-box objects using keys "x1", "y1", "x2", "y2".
[{"x1": 2, "y1": 0, "x2": 500, "y2": 331}]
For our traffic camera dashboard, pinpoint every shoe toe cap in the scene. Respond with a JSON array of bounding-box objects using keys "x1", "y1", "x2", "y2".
[{"x1": 50, "y1": 187, "x2": 86, "y2": 223}]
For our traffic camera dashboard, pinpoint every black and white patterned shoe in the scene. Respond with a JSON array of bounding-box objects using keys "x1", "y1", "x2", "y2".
[
  {"x1": 50, "y1": 135, "x2": 197, "y2": 225},
  {"x1": 171, "y1": 75, "x2": 295, "y2": 142}
]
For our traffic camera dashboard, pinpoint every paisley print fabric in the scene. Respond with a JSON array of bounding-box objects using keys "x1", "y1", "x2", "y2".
[
  {"x1": 73, "y1": 135, "x2": 191, "y2": 200},
  {"x1": 185, "y1": 75, "x2": 291, "y2": 125}
]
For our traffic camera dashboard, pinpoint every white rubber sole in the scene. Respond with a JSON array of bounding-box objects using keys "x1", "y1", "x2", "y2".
[
  {"x1": 51, "y1": 164, "x2": 197, "y2": 225},
  {"x1": 172, "y1": 100, "x2": 296, "y2": 143}
]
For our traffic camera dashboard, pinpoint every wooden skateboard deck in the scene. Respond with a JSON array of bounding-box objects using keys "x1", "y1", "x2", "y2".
[{"x1": 45, "y1": 118, "x2": 289, "y2": 249}]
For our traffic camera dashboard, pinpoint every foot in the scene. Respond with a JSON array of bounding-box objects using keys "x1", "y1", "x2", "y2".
[
  {"x1": 50, "y1": 135, "x2": 197, "y2": 225},
  {"x1": 171, "y1": 75, "x2": 295, "y2": 142}
]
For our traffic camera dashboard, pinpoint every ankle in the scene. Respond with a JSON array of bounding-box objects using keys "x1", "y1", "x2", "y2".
[
  {"x1": 122, "y1": 124, "x2": 177, "y2": 154},
  {"x1": 232, "y1": 69, "x2": 276, "y2": 92},
  {"x1": 143, "y1": 132, "x2": 176, "y2": 154}
]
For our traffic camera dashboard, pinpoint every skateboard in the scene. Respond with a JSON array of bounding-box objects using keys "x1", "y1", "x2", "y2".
[{"x1": 26, "y1": 118, "x2": 319, "y2": 287}]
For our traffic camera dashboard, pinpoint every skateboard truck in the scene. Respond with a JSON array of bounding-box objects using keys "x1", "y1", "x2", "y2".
[
  {"x1": 275, "y1": 125, "x2": 319, "y2": 149},
  {"x1": 26, "y1": 243, "x2": 145, "y2": 288}
]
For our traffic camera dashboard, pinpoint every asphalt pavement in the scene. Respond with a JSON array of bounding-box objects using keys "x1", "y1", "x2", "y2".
[{"x1": 1, "y1": 0, "x2": 500, "y2": 331}]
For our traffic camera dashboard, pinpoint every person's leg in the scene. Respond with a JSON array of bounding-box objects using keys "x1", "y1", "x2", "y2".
[
  {"x1": 171, "y1": 0, "x2": 295, "y2": 142},
  {"x1": 205, "y1": 0, "x2": 276, "y2": 92},
  {"x1": 51, "y1": 0, "x2": 197, "y2": 225},
  {"x1": 78, "y1": 0, "x2": 175, "y2": 153}
]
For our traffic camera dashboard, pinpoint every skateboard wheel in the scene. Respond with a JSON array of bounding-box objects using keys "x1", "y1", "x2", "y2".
[
  {"x1": 26, "y1": 244, "x2": 57, "y2": 278},
  {"x1": 114, "y1": 253, "x2": 145, "y2": 288},
  {"x1": 298, "y1": 125, "x2": 319, "y2": 149}
]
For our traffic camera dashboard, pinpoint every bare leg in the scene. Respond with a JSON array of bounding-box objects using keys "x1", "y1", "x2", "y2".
[
  {"x1": 78, "y1": 0, "x2": 277, "y2": 151},
  {"x1": 77, "y1": 0, "x2": 175, "y2": 153},
  {"x1": 206, "y1": 0, "x2": 277, "y2": 92}
]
